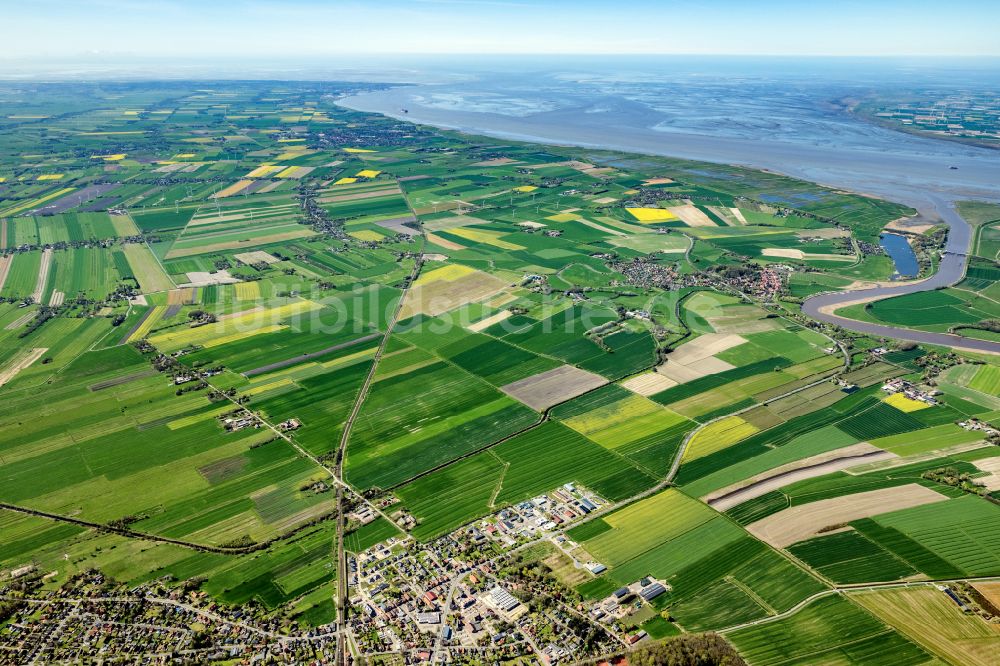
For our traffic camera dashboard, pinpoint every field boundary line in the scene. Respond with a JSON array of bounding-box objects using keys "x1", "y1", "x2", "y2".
[{"x1": 0, "y1": 500, "x2": 335, "y2": 555}]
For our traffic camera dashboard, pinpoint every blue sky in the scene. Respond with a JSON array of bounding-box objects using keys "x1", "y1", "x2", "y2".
[{"x1": 5, "y1": 0, "x2": 1000, "y2": 58}]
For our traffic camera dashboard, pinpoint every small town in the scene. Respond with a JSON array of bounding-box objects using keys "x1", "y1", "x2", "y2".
[{"x1": 1, "y1": 483, "x2": 656, "y2": 665}]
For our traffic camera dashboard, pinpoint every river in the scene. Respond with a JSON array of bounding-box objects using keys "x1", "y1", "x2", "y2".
[{"x1": 338, "y1": 60, "x2": 1000, "y2": 352}]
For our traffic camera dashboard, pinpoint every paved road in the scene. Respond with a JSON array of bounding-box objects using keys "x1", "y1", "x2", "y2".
[{"x1": 802, "y1": 194, "x2": 1000, "y2": 355}]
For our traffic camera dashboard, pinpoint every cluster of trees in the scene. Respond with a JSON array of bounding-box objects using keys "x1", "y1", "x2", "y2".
[
  {"x1": 592, "y1": 633, "x2": 747, "y2": 666},
  {"x1": 922, "y1": 466, "x2": 990, "y2": 496}
]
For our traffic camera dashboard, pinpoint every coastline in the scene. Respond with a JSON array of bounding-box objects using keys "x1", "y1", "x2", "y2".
[{"x1": 337, "y1": 87, "x2": 1000, "y2": 353}]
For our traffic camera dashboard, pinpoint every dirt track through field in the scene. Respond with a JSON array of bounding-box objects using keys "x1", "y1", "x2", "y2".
[{"x1": 31, "y1": 248, "x2": 52, "y2": 303}]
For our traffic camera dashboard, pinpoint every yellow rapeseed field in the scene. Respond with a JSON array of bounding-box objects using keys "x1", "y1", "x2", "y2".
[
  {"x1": 234, "y1": 282, "x2": 261, "y2": 301},
  {"x1": 246, "y1": 164, "x2": 284, "y2": 178},
  {"x1": 334, "y1": 177, "x2": 358, "y2": 185},
  {"x1": 683, "y1": 416, "x2": 760, "y2": 462},
  {"x1": 356, "y1": 169, "x2": 381, "y2": 178},
  {"x1": 625, "y1": 207, "x2": 678, "y2": 223},
  {"x1": 276, "y1": 166, "x2": 304, "y2": 178},
  {"x1": 349, "y1": 229, "x2": 385, "y2": 242},
  {"x1": 414, "y1": 264, "x2": 477, "y2": 285},
  {"x1": 214, "y1": 180, "x2": 254, "y2": 198},
  {"x1": 884, "y1": 392, "x2": 932, "y2": 412}
]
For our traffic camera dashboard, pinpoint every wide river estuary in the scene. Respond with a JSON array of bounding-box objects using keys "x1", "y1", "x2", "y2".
[{"x1": 340, "y1": 61, "x2": 1000, "y2": 352}]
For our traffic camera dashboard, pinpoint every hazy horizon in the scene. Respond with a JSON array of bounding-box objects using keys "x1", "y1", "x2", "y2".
[{"x1": 4, "y1": 0, "x2": 1000, "y2": 62}]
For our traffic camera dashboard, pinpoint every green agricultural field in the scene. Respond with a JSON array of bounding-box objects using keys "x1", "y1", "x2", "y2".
[
  {"x1": 1, "y1": 79, "x2": 998, "y2": 663},
  {"x1": 853, "y1": 587, "x2": 1000, "y2": 666},
  {"x1": 726, "y1": 594, "x2": 936, "y2": 665},
  {"x1": 869, "y1": 496, "x2": 1000, "y2": 576}
]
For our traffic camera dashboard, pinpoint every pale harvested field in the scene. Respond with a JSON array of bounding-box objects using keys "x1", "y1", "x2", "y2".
[
  {"x1": 178, "y1": 270, "x2": 239, "y2": 287},
  {"x1": 668, "y1": 333, "x2": 746, "y2": 364},
  {"x1": 472, "y1": 157, "x2": 519, "y2": 167},
  {"x1": 0, "y1": 219, "x2": 6, "y2": 249},
  {"x1": 234, "y1": 250, "x2": 280, "y2": 265},
  {"x1": 501, "y1": 365, "x2": 608, "y2": 411},
  {"x1": 659, "y1": 357, "x2": 734, "y2": 383},
  {"x1": 972, "y1": 582, "x2": 1000, "y2": 609},
  {"x1": 971, "y1": 456, "x2": 1000, "y2": 491},
  {"x1": 854, "y1": 587, "x2": 1000, "y2": 666},
  {"x1": 518, "y1": 221, "x2": 547, "y2": 229},
  {"x1": 762, "y1": 247, "x2": 805, "y2": 259},
  {"x1": 467, "y1": 309, "x2": 511, "y2": 332},
  {"x1": 0, "y1": 255, "x2": 11, "y2": 292},
  {"x1": 730, "y1": 207, "x2": 748, "y2": 224},
  {"x1": 621, "y1": 371, "x2": 677, "y2": 396},
  {"x1": 666, "y1": 204, "x2": 716, "y2": 227},
  {"x1": 747, "y1": 484, "x2": 947, "y2": 548},
  {"x1": 0, "y1": 347, "x2": 48, "y2": 388},
  {"x1": 426, "y1": 233, "x2": 466, "y2": 251},
  {"x1": 656, "y1": 333, "x2": 744, "y2": 383},
  {"x1": 643, "y1": 177, "x2": 674, "y2": 185},
  {"x1": 399, "y1": 268, "x2": 508, "y2": 318},
  {"x1": 705, "y1": 443, "x2": 894, "y2": 511},
  {"x1": 375, "y1": 216, "x2": 420, "y2": 236},
  {"x1": 167, "y1": 288, "x2": 197, "y2": 305},
  {"x1": 48, "y1": 290, "x2": 65, "y2": 306},
  {"x1": 4, "y1": 311, "x2": 35, "y2": 330},
  {"x1": 31, "y1": 248, "x2": 53, "y2": 303}
]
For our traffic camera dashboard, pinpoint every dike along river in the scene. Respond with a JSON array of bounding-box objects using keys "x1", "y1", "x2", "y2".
[{"x1": 340, "y1": 68, "x2": 1000, "y2": 353}]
